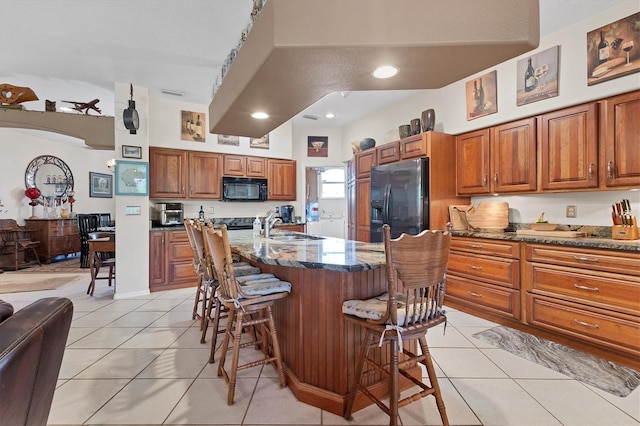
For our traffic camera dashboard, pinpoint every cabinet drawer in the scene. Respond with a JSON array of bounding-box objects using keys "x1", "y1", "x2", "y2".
[
  {"x1": 451, "y1": 237, "x2": 519, "y2": 258},
  {"x1": 168, "y1": 242, "x2": 192, "y2": 262},
  {"x1": 448, "y1": 252, "x2": 519, "y2": 288},
  {"x1": 526, "y1": 295, "x2": 640, "y2": 356},
  {"x1": 446, "y1": 275, "x2": 520, "y2": 319},
  {"x1": 525, "y1": 263, "x2": 640, "y2": 316},
  {"x1": 526, "y1": 244, "x2": 639, "y2": 276},
  {"x1": 168, "y1": 261, "x2": 198, "y2": 284},
  {"x1": 168, "y1": 230, "x2": 189, "y2": 243}
]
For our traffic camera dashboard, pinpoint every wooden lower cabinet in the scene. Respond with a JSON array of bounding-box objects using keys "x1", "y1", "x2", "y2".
[
  {"x1": 276, "y1": 223, "x2": 305, "y2": 233},
  {"x1": 355, "y1": 178, "x2": 370, "y2": 242},
  {"x1": 149, "y1": 230, "x2": 198, "y2": 291},
  {"x1": 24, "y1": 218, "x2": 80, "y2": 263}
]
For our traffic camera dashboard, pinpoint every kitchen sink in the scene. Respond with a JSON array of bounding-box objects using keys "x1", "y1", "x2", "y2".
[{"x1": 269, "y1": 234, "x2": 325, "y2": 241}]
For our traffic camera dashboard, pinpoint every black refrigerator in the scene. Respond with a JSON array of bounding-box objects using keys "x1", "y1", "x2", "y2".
[{"x1": 370, "y1": 157, "x2": 429, "y2": 243}]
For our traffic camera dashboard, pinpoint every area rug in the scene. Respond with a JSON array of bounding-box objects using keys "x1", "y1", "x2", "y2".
[
  {"x1": 10, "y1": 257, "x2": 87, "y2": 274},
  {"x1": 473, "y1": 326, "x2": 640, "y2": 397},
  {"x1": 0, "y1": 273, "x2": 87, "y2": 294}
]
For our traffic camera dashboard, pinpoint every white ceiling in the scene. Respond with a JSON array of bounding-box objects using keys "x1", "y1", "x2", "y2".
[{"x1": 0, "y1": 0, "x2": 628, "y2": 131}]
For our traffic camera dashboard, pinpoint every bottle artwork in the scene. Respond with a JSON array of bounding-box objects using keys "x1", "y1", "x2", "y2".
[
  {"x1": 524, "y1": 57, "x2": 537, "y2": 92},
  {"x1": 598, "y1": 30, "x2": 609, "y2": 65},
  {"x1": 470, "y1": 78, "x2": 485, "y2": 117}
]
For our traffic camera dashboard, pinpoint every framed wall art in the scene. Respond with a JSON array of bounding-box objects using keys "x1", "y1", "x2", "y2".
[
  {"x1": 307, "y1": 136, "x2": 328, "y2": 157},
  {"x1": 122, "y1": 145, "x2": 142, "y2": 159},
  {"x1": 517, "y1": 45, "x2": 560, "y2": 106},
  {"x1": 115, "y1": 161, "x2": 149, "y2": 196},
  {"x1": 465, "y1": 70, "x2": 497, "y2": 120},
  {"x1": 587, "y1": 12, "x2": 640, "y2": 86},
  {"x1": 181, "y1": 110, "x2": 206, "y2": 142},
  {"x1": 217, "y1": 134, "x2": 239, "y2": 146},
  {"x1": 250, "y1": 134, "x2": 269, "y2": 149},
  {"x1": 89, "y1": 172, "x2": 112, "y2": 198}
]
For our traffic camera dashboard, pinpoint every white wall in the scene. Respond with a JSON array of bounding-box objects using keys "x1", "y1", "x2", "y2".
[{"x1": 341, "y1": 1, "x2": 640, "y2": 226}]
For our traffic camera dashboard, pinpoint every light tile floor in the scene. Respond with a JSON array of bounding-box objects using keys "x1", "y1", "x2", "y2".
[{"x1": 1, "y1": 274, "x2": 639, "y2": 425}]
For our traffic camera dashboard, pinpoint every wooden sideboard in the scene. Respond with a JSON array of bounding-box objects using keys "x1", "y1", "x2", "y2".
[{"x1": 24, "y1": 219, "x2": 80, "y2": 263}]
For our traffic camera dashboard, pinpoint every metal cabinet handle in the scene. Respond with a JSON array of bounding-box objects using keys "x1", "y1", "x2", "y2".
[
  {"x1": 189, "y1": 186, "x2": 193, "y2": 195},
  {"x1": 574, "y1": 284, "x2": 599, "y2": 292},
  {"x1": 494, "y1": 173, "x2": 498, "y2": 186},
  {"x1": 574, "y1": 319, "x2": 599, "y2": 329},
  {"x1": 482, "y1": 175, "x2": 488, "y2": 187},
  {"x1": 182, "y1": 187, "x2": 185, "y2": 195},
  {"x1": 467, "y1": 265, "x2": 482, "y2": 270},
  {"x1": 468, "y1": 244, "x2": 483, "y2": 249},
  {"x1": 468, "y1": 291, "x2": 483, "y2": 298},
  {"x1": 573, "y1": 255, "x2": 599, "y2": 262},
  {"x1": 589, "y1": 163, "x2": 595, "y2": 180},
  {"x1": 607, "y1": 161, "x2": 613, "y2": 178}
]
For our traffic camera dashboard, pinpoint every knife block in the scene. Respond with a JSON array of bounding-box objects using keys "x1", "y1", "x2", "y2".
[{"x1": 612, "y1": 224, "x2": 639, "y2": 240}]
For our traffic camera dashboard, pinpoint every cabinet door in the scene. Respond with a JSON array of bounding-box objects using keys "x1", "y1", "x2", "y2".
[
  {"x1": 267, "y1": 159, "x2": 297, "y2": 200},
  {"x1": 355, "y1": 151, "x2": 375, "y2": 179},
  {"x1": 149, "y1": 232, "x2": 166, "y2": 287},
  {"x1": 246, "y1": 156, "x2": 267, "y2": 177},
  {"x1": 491, "y1": 117, "x2": 537, "y2": 193},
  {"x1": 399, "y1": 134, "x2": 426, "y2": 159},
  {"x1": 456, "y1": 129, "x2": 491, "y2": 195},
  {"x1": 222, "y1": 154, "x2": 245, "y2": 176},
  {"x1": 540, "y1": 103, "x2": 598, "y2": 190},
  {"x1": 347, "y1": 178, "x2": 356, "y2": 240},
  {"x1": 355, "y1": 178, "x2": 370, "y2": 242},
  {"x1": 376, "y1": 141, "x2": 400, "y2": 165},
  {"x1": 150, "y1": 148, "x2": 187, "y2": 198},
  {"x1": 188, "y1": 151, "x2": 221, "y2": 199},
  {"x1": 603, "y1": 90, "x2": 640, "y2": 187}
]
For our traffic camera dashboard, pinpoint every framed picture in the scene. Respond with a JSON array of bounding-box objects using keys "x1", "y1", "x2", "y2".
[
  {"x1": 587, "y1": 12, "x2": 640, "y2": 86},
  {"x1": 465, "y1": 70, "x2": 498, "y2": 120},
  {"x1": 181, "y1": 110, "x2": 206, "y2": 142},
  {"x1": 517, "y1": 45, "x2": 560, "y2": 106},
  {"x1": 89, "y1": 172, "x2": 112, "y2": 198},
  {"x1": 217, "y1": 134, "x2": 239, "y2": 146},
  {"x1": 250, "y1": 134, "x2": 269, "y2": 149},
  {"x1": 308, "y1": 136, "x2": 328, "y2": 157},
  {"x1": 122, "y1": 145, "x2": 142, "y2": 159},
  {"x1": 115, "y1": 161, "x2": 149, "y2": 196}
]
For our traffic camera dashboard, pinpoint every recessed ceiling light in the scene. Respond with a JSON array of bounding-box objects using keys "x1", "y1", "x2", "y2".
[
  {"x1": 372, "y1": 65, "x2": 398, "y2": 79},
  {"x1": 251, "y1": 112, "x2": 269, "y2": 119},
  {"x1": 325, "y1": 112, "x2": 335, "y2": 119}
]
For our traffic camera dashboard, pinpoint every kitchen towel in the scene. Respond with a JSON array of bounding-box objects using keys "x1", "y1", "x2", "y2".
[{"x1": 473, "y1": 326, "x2": 640, "y2": 397}]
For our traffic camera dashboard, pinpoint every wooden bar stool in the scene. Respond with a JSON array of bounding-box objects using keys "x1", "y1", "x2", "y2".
[
  {"x1": 203, "y1": 224, "x2": 291, "y2": 405},
  {"x1": 342, "y1": 224, "x2": 451, "y2": 426}
]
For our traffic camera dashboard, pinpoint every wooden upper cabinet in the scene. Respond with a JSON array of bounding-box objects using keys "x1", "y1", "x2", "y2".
[
  {"x1": 602, "y1": 90, "x2": 640, "y2": 188},
  {"x1": 398, "y1": 134, "x2": 424, "y2": 159},
  {"x1": 376, "y1": 141, "x2": 400, "y2": 164},
  {"x1": 222, "y1": 154, "x2": 266, "y2": 178},
  {"x1": 267, "y1": 159, "x2": 296, "y2": 201},
  {"x1": 188, "y1": 151, "x2": 221, "y2": 199},
  {"x1": 540, "y1": 102, "x2": 598, "y2": 190},
  {"x1": 456, "y1": 129, "x2": 491, "y2": 195},
  {"x1": 355, "y1": 178, "x2": 371, "y2": 242},
  {"x1": 491, "y1": 117, "x2": 537, "y2": 193},
  {"x1": 150, "y1": 148, "x2": 187, "y2": 198},
  {"x1": 355, "y1": 150, "x2": 376, "y2": 179}
]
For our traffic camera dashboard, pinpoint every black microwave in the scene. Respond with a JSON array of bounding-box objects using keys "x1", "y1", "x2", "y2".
[{"x1": 222, "y1": 177, "x2": 268, "y2": 202}]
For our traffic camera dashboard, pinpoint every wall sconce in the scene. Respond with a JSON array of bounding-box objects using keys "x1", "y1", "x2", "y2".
[{"x1": 106, "y1": 158, "x2": 116, "y2": 172}]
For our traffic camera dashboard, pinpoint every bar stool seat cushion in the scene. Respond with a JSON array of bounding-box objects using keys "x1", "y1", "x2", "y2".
[
  {"x1": 342, "y1": 292, "x2": 444, "y2": 324},
  {"x1": 234, "y1": 263, "x2": 261, "y2": 276},
  {"x1": 236, "y1": 273, "x2": 292, "y2": 297}
]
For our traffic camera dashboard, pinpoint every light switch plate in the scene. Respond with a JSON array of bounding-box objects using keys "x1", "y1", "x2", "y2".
[{"x1": 125, "y1": 206, "x2": 141, "y2": 215}]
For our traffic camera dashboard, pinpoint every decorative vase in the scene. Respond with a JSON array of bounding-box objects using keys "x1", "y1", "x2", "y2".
[
  {"x1": 398, "y1": 125, "x2": 411, "y2": 139},
  {"x1": 410, "y1": 118, "x2": 421, "y2": 135},
  {"x1": 359, "y1": 138, "x2": 376, "y2": 151},
  {"x1": 421, "y1": 109, "x2": 435, "y2": 132}
]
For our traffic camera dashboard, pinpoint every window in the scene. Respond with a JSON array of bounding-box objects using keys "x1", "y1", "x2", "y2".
[{"x1": 320, "y1": 167, "x2": 345, "y2": 199}]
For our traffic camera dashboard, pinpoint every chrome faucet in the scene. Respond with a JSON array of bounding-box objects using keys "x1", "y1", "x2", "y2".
[{"x1": 264, "y1": 212, "x2": 282, "y2": 238}]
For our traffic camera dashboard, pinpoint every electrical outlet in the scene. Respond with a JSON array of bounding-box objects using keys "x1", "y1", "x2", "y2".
[
  {"x1": 566, "y1": 205, "x2": 577, "y2": 218},
  {"x1": 208, "y1": 207, "x2": 214, "y2": 214}
]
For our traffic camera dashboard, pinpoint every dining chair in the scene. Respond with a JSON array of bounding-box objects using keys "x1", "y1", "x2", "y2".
[
  {"x1": 203, "y1": 224, "x2": 291, "y2": 405},
  {"x1": 76, "y1": 214, "x2": 99, "y2": 268},
  {"x1": 86, "y1": 231, "x2": 115, "y2": 296},
  {"x1": 342, "y1": 224, "x2": 451, "y2": 426},
  {"x1": 0, "y1": 219, "x2": 41, "y2": 271}
]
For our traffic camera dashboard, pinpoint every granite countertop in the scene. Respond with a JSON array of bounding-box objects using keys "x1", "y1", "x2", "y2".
[
  {"x1": 226, "y1": 229, "x2": 386, "y2": 272},
  {"x1": 451, "y1": 230, "x2": 640, "y2": 252}
]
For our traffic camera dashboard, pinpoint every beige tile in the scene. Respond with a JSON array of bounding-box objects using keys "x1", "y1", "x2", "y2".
[
  {"x1": 172, "y1": 299, "x2": 198, "y2": 312},
  {"x1": 136, "y1": 298, "x2": 186, "y2": 311},
  {"x1": 48, "y1": 379, "x2": 129, "y2": 424},
  {"x1": 70, "y1": 310, "x2": 126, "y2": 327},
  {"x1": 164, "y1": 378, "x2": 255, "y2": 424},
  {"x1": 75, "y1": 348, "x2": 162, "y2": 379},
  {"x1": 65, "y1": 327, "x2": 98, "y2": 346},
  {"x1": 138, "y1": 348, "x2": 209, "y2": 378},
  {"x1": 58, "y1": 348, "x2": 112, "y2": 379},
  {"x1": 95, "y1": 298, "x2": 150, "y2": 311},
  {"x1": 67, "y1": 327, "x2": 142, "y2": 348},
  {"x1": 455, "y1": 325, "x2": 498, "y2": 348},
  {"x1": 119, "y1": 327, "x2": 187, "y2": 348},
  {"x1": 87, "y1": 378, "x2": 193, "y2": 424},
  {"x1": 443, "y1": 309, "x2": 498, "y2": 328},
  {"x1": 451, "y1": 378, "x2": 561, "y2": 425},
  {"x1": 170, "y1": 326, "x2": 213, "y2": 348},
  {"x1": 587, "y1": 383, "x2": 640, "y2": 421},
  {"x1": 426, "y1": 325, "x2": 476, "y2": 348},
  {"x1": 322, "y1": 400, "x2": 391, "y2": 425},
  {"x1": 518, "y1": 379, "x2": 640, "y2": 425},
  {"x1": 244, "y1": 375, "x2": 321, "y2": 424},
  {"x1": 480, "y1": 348, "x2": 570, "y2": 379},
  {"x1": 431, "y1": 347, "x2": 508, "y2": 378},
  {"x1": 106, "y1": 310, "x2": 167, "y2": 327},
  {"x1": 150, "y1": 310, "x2": 198, "y2": 328}
]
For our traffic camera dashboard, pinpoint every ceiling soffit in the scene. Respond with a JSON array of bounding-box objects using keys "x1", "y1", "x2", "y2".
[{"x1": 209, "y1": 0, "x2": 540, "y2": 138}]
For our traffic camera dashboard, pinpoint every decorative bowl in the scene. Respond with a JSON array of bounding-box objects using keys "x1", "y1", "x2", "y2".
[{"x1": 529, "y1": 222, "x2": 559, "y2": 231}]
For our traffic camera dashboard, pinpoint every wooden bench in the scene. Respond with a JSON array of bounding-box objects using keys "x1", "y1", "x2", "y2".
[{"x1": 0, "y1": 219, "x2": 41, "y2": 271}]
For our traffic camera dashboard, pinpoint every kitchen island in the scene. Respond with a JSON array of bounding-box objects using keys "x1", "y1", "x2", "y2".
[{"x1": 224, "y1": 229, "x2": 399, "y2": 415}]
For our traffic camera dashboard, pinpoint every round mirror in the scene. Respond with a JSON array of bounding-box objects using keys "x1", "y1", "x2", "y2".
[{"x1": 24, "y1": 155, "x2": 74, "y2": 204}]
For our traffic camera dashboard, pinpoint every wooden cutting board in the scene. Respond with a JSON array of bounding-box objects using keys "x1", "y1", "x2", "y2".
[{"x1": 516, "y1": 230, "x2": 587, "y2": 238}]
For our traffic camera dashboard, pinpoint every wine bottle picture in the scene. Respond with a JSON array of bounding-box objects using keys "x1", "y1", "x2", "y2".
[
  {"x1": 598, "y1": 30, "x2": 609, "y2": 65},
  {"x1": 524, "y1": 57, "x2": 537, "y2": 92},
  {"x1": 477, "y1": 78, "x2": 485, "y2": 114}
]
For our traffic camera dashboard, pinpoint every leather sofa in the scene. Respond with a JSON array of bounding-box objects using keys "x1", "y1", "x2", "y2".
[{"x1": 0, "y1": 297, "x2": 73, "y2": 425}]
